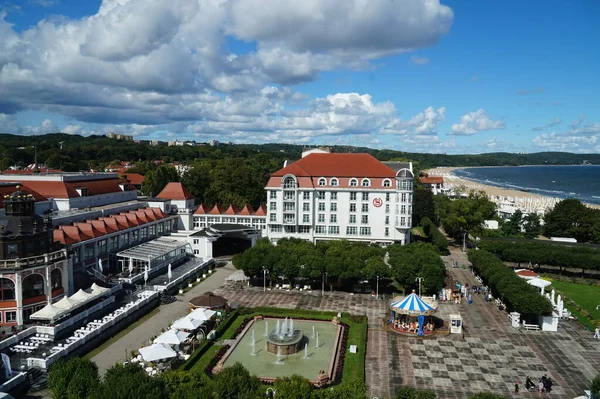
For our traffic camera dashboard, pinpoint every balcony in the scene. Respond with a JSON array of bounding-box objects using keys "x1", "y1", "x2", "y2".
[{"x1": 0, "y1": 249, "x2": 67, "y2": 269}]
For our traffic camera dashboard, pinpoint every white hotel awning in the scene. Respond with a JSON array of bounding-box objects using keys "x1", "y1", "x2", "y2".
[{"x1": 116, "y1": 237, "x2": 188, "y2": 262}]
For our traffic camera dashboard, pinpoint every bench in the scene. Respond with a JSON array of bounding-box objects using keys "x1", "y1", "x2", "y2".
[{"x1": 523, "y1": 323, "x2": 540, "y2": 331}]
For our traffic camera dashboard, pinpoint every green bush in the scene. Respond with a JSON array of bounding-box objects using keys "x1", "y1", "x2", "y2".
[
  {"x1": 395, "y1": 385, "x2": 437, "y2": 399},
  {"x1": 468, "y1": 249, "x2": 553, "y2": 316},
  {"x1": 419, "y1": 217, "x2": 448, "y2": 254},
  {"x1": 48, "y1": 358, "x2": 99, "y2": 399},
  {"x1": 591, "y1": 374, "x2": 600, "y2": 398}
]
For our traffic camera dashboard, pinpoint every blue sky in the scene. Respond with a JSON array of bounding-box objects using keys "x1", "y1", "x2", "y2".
[{"x1": 1, "y1": 0, "x2": 599, "y2": 154}]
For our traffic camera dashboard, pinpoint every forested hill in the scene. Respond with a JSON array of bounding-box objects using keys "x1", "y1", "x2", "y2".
[{"x1": 0, "y1": 133, "x2": 598, "y2": 172}]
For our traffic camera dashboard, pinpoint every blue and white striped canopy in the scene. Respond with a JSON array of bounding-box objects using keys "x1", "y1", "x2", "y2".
[{"x1": 390, "y1": 292, "x2": 436, "y2": 315}]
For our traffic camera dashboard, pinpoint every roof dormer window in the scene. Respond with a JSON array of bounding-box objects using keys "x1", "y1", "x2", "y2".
[
  {"x1": 76, "y1": 187, "x2": 89, "y2": 197},
  {"x1": 383, "y1": 179, "x2": 391, "y2": 187},
  {"x1": 361, "y1": 179, "x2": 371, "y2": 187},
  {"x1": 318, "y1": 178, "x2": 327, "y2": 186},
  {"x1": 330, "y1": 178, "x2": 339, "y2": 187},
  {"x1": 349, "y1": 178, "x2": 358, "y2": 187}
]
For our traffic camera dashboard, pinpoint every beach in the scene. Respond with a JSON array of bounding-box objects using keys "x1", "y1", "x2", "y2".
[{"x1": 427, "y1": 167, "x2": 600, "y2": 212}]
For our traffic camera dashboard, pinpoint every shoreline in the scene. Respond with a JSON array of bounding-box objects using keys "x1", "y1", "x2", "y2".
[{"x1": 427, "y1": 167, "x2": 600, "y2": 211}]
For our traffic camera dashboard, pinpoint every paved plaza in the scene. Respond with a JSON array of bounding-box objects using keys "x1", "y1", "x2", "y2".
[{"x1": 214, "y1": 248, "x2": 600, "y2": 399}]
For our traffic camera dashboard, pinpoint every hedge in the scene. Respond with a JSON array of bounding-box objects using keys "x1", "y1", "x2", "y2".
[
  {"x1": 468, "y1": 250, "x2": 553, "y2": 316},
  {"x1": 477, "y1": 238, "x2": 600, "y2": 272},
  {"x1": 420, "y1": 217, "x2": 448, "y2": 254}
]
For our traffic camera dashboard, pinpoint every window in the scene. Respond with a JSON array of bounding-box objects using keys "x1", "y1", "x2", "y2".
[
  {"x1": 386, "y1": 193, "x2": 390, "y2": 202},
  {"x1": 401, "y1": 193, "x2": 407, "y2": 202},
  {"x1": 284, "y1": 202, "x2": 295, "y2": 211},
  {"x1": 318, "y1": 178, "x2": 326, "y2": 186},
  {"x1": 317, "y1": 192, "x2": 325, "y2": 200},
  {"x1": 303, "y1": 203, "x2": 310, "y2": 212},
  {"x1": 283, "y1": 176, "x2": 296, "y2": 189},
  {"x1": 270, "y1": 191, "x2": 277, "y2": 199},
  {"x1": 349, "y1": 214, "x2": 356, "y2": 224},
  {"x1": 299, "y1": 226, "x2": 311, "y2": 234},
  {"x1": 385, "y1": 216, "x2": 389, "y2": 225},
  {"x1": 408, "y1": 193, "x2": 413, "y2": 202},
  {"x1": 350, "y1": 192, "x2": 357, "y2": 201},
  {"x1": 22, "y1": 274, "x2": 44, "y2": 299},
  {"x1": 350, "y1": 178, "x2": 358, "y2": 187},
  {"x1": 330, "y1": 178, "x2": 339, "y2": 186},
  {"x1": 315, "y1": 226, "x2": 326, "y2": 234},
  {"x1": 132, "y1": 229, "x2": 139, "y2": 243},
  {"x1": 0, "y1": 278, "x2": 15, "y2": 301},
  {"x1": 193, "y1": 239, "x2": 199, "y2": 244},
  {"x1": 385, "y1": 204, "x2": 390, "y2": 214},
  {"x1": 194, "y1": 249, "x2": 199, "y2": 255},
  {"x1": 270, "y1": 214, "x2": 276, "y2": 222},
  {"x1": 98, "y1": 239, "x2": 107, "y2": 254},
  {"x1": 383, "y1": 179, "x2": 391, "y2": 187},
  {"x1": 395, "y1": 205, "x2": 399, "y2": 214},
  {"x1": 283, "y1": 214, "x2": 295, "y2": 223},
  {"x1": 408, "y1": 205, "x2": 412, "y2": 214},
  {"x1": 6, "y1": 312, "x2": 17, "y2": 323},
  {"x1": 149, "y1": 224, "x2": 156, "y2": 236},
  {"x1": 361, "y1": 203, "x2": 369, "y2": 212},
  {"x1": 331, "y1": 192, "x2": 337, "y2": 200},
  {"x1": 330, "y1": 214, "x2": 337, "y2": 223},
  {"x1": 401, "y1": 217, "x2": 406, "y2": 226},
  {"x1": 328, "y1": 226, "x2": 340, "y2": 235},
  {"x1": 350, "y1": 203, "x2": 356, "y2": 212},
  {"x1": 362, "y1": 192, "x2": 369, "y2": 201},
  {"x1": 330, "y1": 203, "x2": 337, "y2": 212},
  {"x1": 303, "y1": 192, "x2": 310, "y2": 200},
  {"x1": 157, "y1": 223, "x2": 163, "y2": 234},
  {"x1": 401, "y1": 205, "x2": 406, "y2": 214},
  {"x1": 84, "y1": 243, "x2": 95, "y2": 260},
  {"x1": 318, "y1": 203, "x2": 325, "y2": 212},
  {"x1": 303, "y1": 214, "x2": 310, "y2": 223},
  {"x1": 270, "y1": 225, "x2": 282, "y2": 233},
  {"x1": 284, "y1": 191, "x2": 295, "y2": 200},
  {"x1": 140, "y1": 227, "x2": 148, "y2": 240},
  {"x1": 361, "y1": 179, "x2": 370, "y2": 187},
  {"x1": 408, "y1": 217, "x2": 412, "y2": 226},
  {"x1": 346, "y1": 226, "x2": 358, "y2": 235},
  {"x1": 359, "y1": 227, "x2": 371, "y2": 236},
  {"x1": 318, "y1": 214, "x2": 325, "y2": 223},
  {"x1": 270, "y1": 202, "x2": 277, "y2": 211},
  {"x1": 361, "y1": 215, "x2": 369, "y2": 224},
  {"x1": 73, "y1": 246, "x2": 81, "y2": 264},
  {"x1": 385, "y1": 227, "x2": 389, "y2": 237}
]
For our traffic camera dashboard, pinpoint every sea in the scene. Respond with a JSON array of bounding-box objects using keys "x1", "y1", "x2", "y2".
[{"x1": 453, "y1": 165, "x2": 600, "y2": 206}]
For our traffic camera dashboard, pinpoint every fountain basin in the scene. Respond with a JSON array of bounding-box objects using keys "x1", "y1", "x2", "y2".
[{"x1": 266, "y1": 329, "x2": 304, "y2": 355}]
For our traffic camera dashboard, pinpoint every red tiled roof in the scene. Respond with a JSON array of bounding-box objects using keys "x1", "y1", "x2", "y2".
[
  {"x1": 238, "y1": 205, "x2": 255, "y2": 215},
  {"x1": 420, "y1": 176, "x2": 444, "y2": 184},
  {"x1": 15, "y1": 177, "x2": 128, "y2": 199},
  {"x1": 156, "y1": 182, "x2": 194, "y2": 200},
  {"x1": 194, "y1": 204, "x2": 211, "y2": 215},
  {"x1": 271, "y1": 153, "x2": 396, "y2": 178},
  {"x1": 223, "y1": 204, "x2": 240, "y2": 215},
  {"x1": 123, "y1": 173, "x2": 144, "y2": 186},
  {"x1": 209, "y1": 204, "x2": 224, "y2": 215},
  {"x1": 516, "y1": 270, "x2": 538, "y2": 278},
  {"x1": 193, "y1": 203, "x2": 265, "y2": 217},
  {"x1": 0, "y1": 184, "x2": 48, "y2": 208},
  {"x1": 253, "y1": 204, "x2": 267, "y2": 216}
]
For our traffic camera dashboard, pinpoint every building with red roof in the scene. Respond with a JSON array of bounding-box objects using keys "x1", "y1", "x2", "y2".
[
  {"x1": 420, "y1": 175, "x2": 444, "y2": 192},
  {"x1": 265, "y1": 150, "x2": 414, "y2": 245},
  {"x1": 192, "y1": 203, "x2": 266, "y2": 232}
]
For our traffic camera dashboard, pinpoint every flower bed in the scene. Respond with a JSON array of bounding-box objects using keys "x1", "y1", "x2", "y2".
[
  {"x1": 204, "y1": 344, "x2": 230, "y2": 376},
  {"x1": 332, "y1": 322, "x2": 349, "y2": 384}
]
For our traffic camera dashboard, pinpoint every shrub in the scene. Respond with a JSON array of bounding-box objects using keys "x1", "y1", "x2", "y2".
[
  {"x1": 591, "y1": 374, "x2": 600, "y2": 398},
  {"x1": 420, "y1": 217, "x2": 448, "y2": 254},
  {"x1": 395, "y1": 385, "x2": 437, "y2": 399}
]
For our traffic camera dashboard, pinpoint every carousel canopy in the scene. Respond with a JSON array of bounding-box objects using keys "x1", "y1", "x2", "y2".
[{"x1": 390, "y1": 292, "x2": 437, "y2": 315}]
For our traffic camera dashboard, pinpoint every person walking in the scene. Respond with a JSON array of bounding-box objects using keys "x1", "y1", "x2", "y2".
[
  {"x1": 514, "y1": 381, "x2": 519, "y2": 393},
  {"x1": 594, "y1": 326, "x2": 600, "y2": 339}
]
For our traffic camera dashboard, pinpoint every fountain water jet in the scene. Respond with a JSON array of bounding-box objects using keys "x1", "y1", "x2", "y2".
[
  {"x1": 275, "y1": 346, "x2": 283, "y2": 364},
  {"x1": 264, "y1": 321, "x2": 269, "y2": 337},
  {"x1": 303, "y1": 343, "x2": 308, "y2": 359},
  {"x1": 312, "y1": 325, "x2": 315, "y2": 338},
  {"x1": 315, "y1": 332, "x2": 319, "y2": 349},
  {"x1": 267, "y1": 317, "x2": 304, "y2": 355}
]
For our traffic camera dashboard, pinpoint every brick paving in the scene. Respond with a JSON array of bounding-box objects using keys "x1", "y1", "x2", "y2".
[{"x1": 216, "y1": 248, "x2": 600, "y2": 399}]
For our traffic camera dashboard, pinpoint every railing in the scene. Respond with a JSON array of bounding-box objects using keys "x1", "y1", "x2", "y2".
[
  {"x1": 88, "y1": 267, "x2": 111, "y2": 285},
  {"x1": 0, "y1": 327, "x2": 36, "y2": 351},
  {"x1": 0, "y1": 249, "x2": 67, "y2": 269},
  {"x1": 0, "y1": 372, "x2": 27, "y2": 393},
  {"x1": 53, "y1": 296, "x2": 116, "y2": 333},
  {"x1": 152, "y1": 258, "x2": 213, "y2": 292}
]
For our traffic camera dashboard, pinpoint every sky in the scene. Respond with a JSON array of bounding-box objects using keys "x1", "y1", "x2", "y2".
[{"x1": 0, "y1": 0, "x2": 599, "y2": 154}]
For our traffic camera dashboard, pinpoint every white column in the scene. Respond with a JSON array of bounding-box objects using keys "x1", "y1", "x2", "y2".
[
  {"x1": 45, "y1": 266, "x2": 52, "y2": 303},
  {"x1": 15, "y1": 273, "x2": 23, "y2": 326}
]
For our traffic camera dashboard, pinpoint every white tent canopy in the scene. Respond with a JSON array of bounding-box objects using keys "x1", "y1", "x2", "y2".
[
  {"x1": 30, "y1": 303, "x2": 64, "y2": 321},
  {"x1": 71, "y1": 288, "x2": 93, "y2": 303},
  {"x1": 54, "y1": 296, "x2": 77, "y2": 310},
  {"x1": 153, "y1": 329, "x2": 190, "y2": 345},
  {"x1": 188, "y1": 308, "x2": 216, "y2": 322},
  {"x1": 225, "y1": 270, "x2": 249, "y2": 282},
  {"x1": 139, "y1": 343, "x2": 177, "y2": 362},
  {"x1": 87, "y1": 283, "x2": 110, "y2": 297},
  {"x1": 171, "y1": 316, "x2": 204, "y2": 331}
]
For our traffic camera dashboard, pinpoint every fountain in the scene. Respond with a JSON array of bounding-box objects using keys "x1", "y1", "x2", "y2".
[
  {"x1": 304, "y1": 343, "x2": 308, "y2": 359},
  {"x1": 267, "y1": 317, "x2": 304, "y2": 355},
  {"x1": 312, "y1": 325, "x2": 315, "y2": 338},
  {"x1": 251, "y1": 338, "x2": 256, "y2": 356},
  {"x1": 251, "y1": 328, "x2": 255, "y2": 344},
  {"x1": 275, "y1": 346, "x2": 283, "y2": 364},
  {"x1": 264, "y1": 321, "x2": 269, "y2": 337},
  {"x1": 315, "y1": 332, "x2": 319, "y2": 349}
]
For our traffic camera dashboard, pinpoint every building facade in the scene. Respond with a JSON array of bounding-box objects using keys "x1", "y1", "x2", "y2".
[{"x1": 264, "y1": 152, "x2": 413, "y2": 245}]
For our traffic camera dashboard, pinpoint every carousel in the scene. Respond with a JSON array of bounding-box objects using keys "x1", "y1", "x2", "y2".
[{"x1": 388, "y1": 290, "x2": 438, "y2": 336}]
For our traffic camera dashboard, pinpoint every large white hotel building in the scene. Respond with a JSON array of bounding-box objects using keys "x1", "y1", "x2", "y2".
[{"x1": 264, "y1": 149, "x2": 414, "y2": 245}]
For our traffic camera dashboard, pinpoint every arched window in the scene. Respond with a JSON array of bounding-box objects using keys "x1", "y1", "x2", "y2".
[
  {"x1": 318, "y1": 178, "x2": 327, "y2": 186},
  {"x1": 361, "y1": 179, "x2": 371, "y2": 187},
  {"x1": 383, "y1": 179, "x2": 391, "y2": 187},
  {"x1": 22, "y1": 274, "x2": 44, "y2": 299},
  {"x1": 349, "y1": 178, "x2": 358, "y2": 187},
  {"x1": 51, "y1": 268, "x2": 62, "y2": 290},
  {"x1": 396, "y1": 169, "x2": 414, "y2": 179},
  {"x1": 330, "y1": 178, "x2": 339, "y2": 187},
  {"x1": 0, "y1": 278, "x2": 15, "y2": 301},
  {"x1": 283, "y1": 176, "x2": 296, "y2": 189}
]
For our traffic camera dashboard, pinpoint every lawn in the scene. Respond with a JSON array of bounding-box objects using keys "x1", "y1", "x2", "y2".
[
  {"x1": 544, "y1": 278, "x2": 600, "y2": 330},
  {"x1": 186, "y1": 307, "x2": 368, "y2": 384}
]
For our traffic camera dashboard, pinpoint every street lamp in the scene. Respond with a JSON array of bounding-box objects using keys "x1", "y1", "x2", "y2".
[
  {"x1": 462, "y1": 232, "x2": 467, "y2": 252},
  {"x1": 415, "y1": 277, "x2": 424, "y2": 297},
  {"x1": 266, "y1": 387, "x2": 276, "y2": 398},
  {"x1": 262, "y1": 267, "x2": 269, "y2": 292},
  {"x1": 322, "y1": 272, "x2": 327, "y2": 296},
  {"x1": 376, "y1": 276, "x2": 380, "y2": 300}
]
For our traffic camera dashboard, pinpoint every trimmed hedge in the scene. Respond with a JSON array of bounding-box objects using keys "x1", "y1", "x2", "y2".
[
  {"x1": 478, "y1": 238, "x2": 600, "y2": 272},
  {"x1": 420, "y1": 217, "x2": 448, "y2": 254},
  {"x1": 468, "y1": 250, "x2": 553, "y2": 316}
]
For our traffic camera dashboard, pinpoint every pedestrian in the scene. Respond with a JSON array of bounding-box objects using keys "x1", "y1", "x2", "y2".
[
  {"x1": 594, "y1": 326, "x2": 600, "y2": 339},
  {"x1": 514, "y1": 381, "x2": 519, "y2": 393}
]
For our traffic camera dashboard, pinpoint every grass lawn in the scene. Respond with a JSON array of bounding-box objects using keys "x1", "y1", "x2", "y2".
[
  {"x1": 187, "y1": 307, "x2": 367, "y2": 384},
  {"x1": 543, "y1": 278, "x2": 600, "y2": 330},
  {"x1": 84, "y1": 307, "x2": 161, "y2": 360},
  {"x1": 411, "y1": 227, "x2": 425, "y2": 237}
]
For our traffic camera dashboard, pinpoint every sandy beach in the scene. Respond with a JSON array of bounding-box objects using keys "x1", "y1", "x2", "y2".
[{"x1": 427, "y1": 167, "x2": 600, "y2": 212}]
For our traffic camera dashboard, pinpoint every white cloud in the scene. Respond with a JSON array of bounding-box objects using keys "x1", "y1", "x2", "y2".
[
  {"x1": 450, "y1": 109, "x2": 505, "y2": 136},
  {"x1": 0, "y1": 113, "x2": 20, "y2": 133},
  {"x1": 531, "y1": 116, "x2": 561, "y2": 131},
  {"x1": 382, "y1": 106, "x2": 445, "y2": 135},
  {"x1": 410, "y1": 56, "x2": 429, "y2": 65},
  {"x1": 532, "y1": 115, "x2": 600, "y2": 153}
]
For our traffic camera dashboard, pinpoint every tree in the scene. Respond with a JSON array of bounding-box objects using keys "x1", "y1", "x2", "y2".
[
  {"x1": 160, "y1": 370, "x2": 213, "y2": 399},
  {"x1": 543, "y1": 199, "x2": 590, "y2": 241},
  {"x1": 412, "y1": 188, "x2": 435, "y2": 227},
  {"x1": 501, "y1": 209, "x2": 523, "y2": 237},
  {"x1": 90, "y1": 363, "x2": 166, "y2": 399},
  {"x1": 522, "y1": 213, "x2": 542, "y2": 239},
  {"x1": 213, "y1": 362, "x2": 261, "y2": 399},
  {"x1": 181, "y1": 160, "x2": 213, "y2": 204},
  {"x1": 591, "y1": 374, "x2": 600, "y2": 398},
  {"x1": 141, "y1": 165, "x2": 180, "y2": 196},
  {"x1": 273, "y1": 375, "x2": 313, "y2": 399},
  {"x1": 312, "y1": 379, "x2": 367, "y2": 399},
  {"x1": 48, "y1": 358, "x2": 99, "y2": 399}
]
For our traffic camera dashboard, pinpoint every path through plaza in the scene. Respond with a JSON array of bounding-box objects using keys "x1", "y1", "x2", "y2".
[{"x1": 91, "y1": 262, "x2": 236, "y2": 374}]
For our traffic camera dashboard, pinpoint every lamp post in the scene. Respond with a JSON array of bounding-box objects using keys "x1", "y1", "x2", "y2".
[
  {"x1": 415, "y1": 277, "x2": 424, "y2": 297},
  {"x1": 262, "y1": 267, "x2": 269, "y2": 292},
  {"x1": 376, "y1": 275, "x2": 380, "y2": 300},
  {"x1": 266, "y1": 387, "x2": 276, "y2": 398},
  {"x1": 462, "y1": 232, "x2": 467, "y2": 253},
  {"x1": 322, "y1": 272, "x2": 327, "y2": 296}
]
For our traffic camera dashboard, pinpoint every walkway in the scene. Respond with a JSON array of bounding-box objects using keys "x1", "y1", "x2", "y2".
[{"x1": 91, "y1": 262, "x2": 236, "y2": 374}]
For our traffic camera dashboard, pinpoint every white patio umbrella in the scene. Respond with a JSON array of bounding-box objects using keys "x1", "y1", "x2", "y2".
[
  {"x1": 188, "y1": 308, "x2": 216, "y2": 322},
  {"x1": 168, "y1": 263, "x2": 172, "y2": 281},
  {"x1": 139, "y1": 343, "x2": 177, "y2": 362},
  {"x1": 98, "y1": 258, "x2": 103, "y2": 272},
  {"x1": 550, "y1": 289, "x2": 556, "y2": 306},
  {"x1": 128, "y1": 258, "x2": 134, "y2": 275},
  {"x1": 153, "y1": 330, "x2": 189, "y2": 345},
  {"x1": 171, "y1": 316, "x2": 204, "y2": 331},
  {"x1": 144, "y1": 266, "x2": 149, "y2": 284}
]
